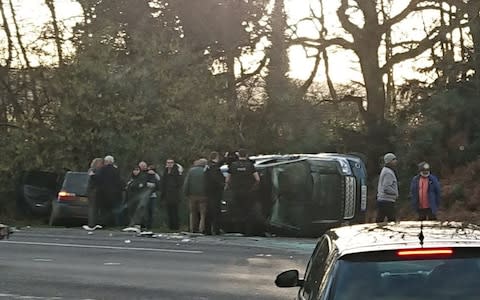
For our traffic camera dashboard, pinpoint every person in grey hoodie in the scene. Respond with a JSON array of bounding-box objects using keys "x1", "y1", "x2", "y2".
[{"x1": 376, "y1": 153, "x2": 399, "y2": 222}]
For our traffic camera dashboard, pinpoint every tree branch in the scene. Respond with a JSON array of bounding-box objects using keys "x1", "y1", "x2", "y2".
[
  {"x1": 299, "y1": 48, "x2": 321, "y2": 96},
  {"x1": 381, "y1": 17, "x2": 468, "y2": 73},
  {"x1": 0, "y1": 0, "x2": 13, "y2": 68},
  {"x1": 381, "y1": 0, "x2": 424, "y2": 30},
  {"x1": 235, "y1": 54, "x2": 267, "y2": 85},
  {"x1": 0, "y1": 122, "x2": 21, "y2": 129},
  {"x1": 290, "y1": 37, "x2": 354, "y2": 50},
  {"x1": 337, "y1": 0, "x2": 362, "y2": 37}
]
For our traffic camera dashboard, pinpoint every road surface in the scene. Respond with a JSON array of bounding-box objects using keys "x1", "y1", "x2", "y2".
[{"x1": 0, "y1": 227, "x2": 316, "y2": 299}]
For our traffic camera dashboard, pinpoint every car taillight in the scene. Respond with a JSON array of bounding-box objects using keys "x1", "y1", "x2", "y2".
[
  {"x1": 58, "y1": 191, "x2": 76, "y2": 201},
  {"x1": 397, "y1": 248, "x2": 453, "y2": 257}
]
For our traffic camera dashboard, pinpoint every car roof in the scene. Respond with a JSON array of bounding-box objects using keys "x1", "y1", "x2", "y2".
[
  {"x1": 251, "y1": 153, "x2": 348, "y2": 164},
  {"x1": 65, "y1": 171, "x2": 88, "y2": 176},
  {"x1": 326, "y1": 221, "x2": 480, "y2": 256}
]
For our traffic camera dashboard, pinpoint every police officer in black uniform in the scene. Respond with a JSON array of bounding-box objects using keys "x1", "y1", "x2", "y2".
[{"x1": 225, "y1": 149, "x2": 260, "y2": 235}]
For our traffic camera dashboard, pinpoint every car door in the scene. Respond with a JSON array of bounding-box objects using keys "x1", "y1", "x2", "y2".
[{"x1": 299, "y1": 235, "x2": 331, "y2": 300}]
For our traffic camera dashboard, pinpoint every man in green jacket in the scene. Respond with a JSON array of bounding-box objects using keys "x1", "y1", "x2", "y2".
[{"x1": 183, "y1": 158, "x2": 208, "y2": 233}]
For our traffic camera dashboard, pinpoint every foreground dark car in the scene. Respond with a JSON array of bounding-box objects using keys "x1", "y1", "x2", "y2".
[
  {"x1": 276, "y1": 221, "x2": 480, "y2": 300},
  {"x1": 49, "y1": 171, "x2": 89, "y2": 226}
]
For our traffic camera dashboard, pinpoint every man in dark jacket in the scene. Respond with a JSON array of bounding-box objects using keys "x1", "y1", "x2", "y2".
[
  {"x1": 161, "y1": 158, "x2": 183, "y2": 230},
  {"x1": 83, "y1": 157, "x2": 104, "y2": 231},
  {"x1": 93, "y1": 155, "x2": 123, "y2": 226},
  {"x1": 204, "y1": 152, "x2": 225, "y2": 235},
  {"x1": 410, "y1": 161, "x2": 441, "y2": 220},
  {"x1": 226, "y1": 149, "x2": 260, "y2": 235}
]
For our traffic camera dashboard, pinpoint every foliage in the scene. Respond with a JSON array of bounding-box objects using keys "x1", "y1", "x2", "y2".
[{"x1": 1, "y1": 0, "x2": 480, "y2": 222}]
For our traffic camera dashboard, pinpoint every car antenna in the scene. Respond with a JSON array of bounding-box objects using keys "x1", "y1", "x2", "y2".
[{"x1": 418, "y1": 221, "x2": 424, "y2": 247}]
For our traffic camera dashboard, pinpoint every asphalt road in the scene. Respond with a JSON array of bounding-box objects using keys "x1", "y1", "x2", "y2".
[{"x1": 0, "y1": 227, "x2": 316, "y2": 300}]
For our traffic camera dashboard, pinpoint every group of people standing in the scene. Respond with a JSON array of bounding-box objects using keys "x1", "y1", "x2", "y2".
[
  {"x1": 182, "y1": 149, "x2": 261, "y2": 234},
  {"x1": 83, "y1": 155, "x2": 183, "y2": 233},
  {"x1": 83, "y1": 149, "x2": 260, "y2": 235},
  {"x1": 376, "y1": 153, "x2": 442, "y2": 222}
]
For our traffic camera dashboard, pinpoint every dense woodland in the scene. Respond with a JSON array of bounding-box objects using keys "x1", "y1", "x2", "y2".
[{"x1": 1, "y1": 0, "x2": 480, "y2": 220}]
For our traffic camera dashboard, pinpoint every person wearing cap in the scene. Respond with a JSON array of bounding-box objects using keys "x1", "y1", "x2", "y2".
[
  {"x1": 376, "y1": 153, "x2": 399, "y2": 222},
  {"x1": 409, "y1": 162, "x2": 441, "y2": 220}
]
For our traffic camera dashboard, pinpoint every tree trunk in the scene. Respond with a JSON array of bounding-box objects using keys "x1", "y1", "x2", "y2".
[
  {"x1": 467, "y1": 1, "x2": 480, "y2": 81},
  {"x1": 0, "y1": 0, "x2": 13, "y2": 68},
  {"x1": 45, "y1": 0, "x2": 63, "y2": 65},
  {"x1": 9, "y1": 0, "x2": 43, "y2": 123},
  {"x1": 225, "y1": 51, "x2": 244, "y2": 145}
]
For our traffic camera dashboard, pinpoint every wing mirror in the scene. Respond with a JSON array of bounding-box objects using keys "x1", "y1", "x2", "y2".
[{"x1": 275, "y1": 269, "x2": 304, "y2": 288}]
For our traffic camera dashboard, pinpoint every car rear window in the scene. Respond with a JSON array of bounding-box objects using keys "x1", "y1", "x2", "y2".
[
  {"x1": 62, "y1": 172, "x2": 89, "y2": 196},
  {"x1": 23, "y1": 171, "x2": 59, "y2": 190},
  {"x1": 329, "y1": 248, "x2": 480, "y2": 300}
]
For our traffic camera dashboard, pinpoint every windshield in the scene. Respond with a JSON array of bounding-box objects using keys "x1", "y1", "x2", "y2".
[{"x1": 329, "y1": 256, "x2": 480, "y2": 300}]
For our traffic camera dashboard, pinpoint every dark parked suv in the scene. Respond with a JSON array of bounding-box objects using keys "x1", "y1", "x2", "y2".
[
  {"x1": 49, "y1": 172, "x2": 89, "y2": 226},
  {"x1": 16, "y1": 170, "x2": 62, "y2": 218},
  {"x1": 275, "y1": 221, "x2": 480, "y2": 300}
]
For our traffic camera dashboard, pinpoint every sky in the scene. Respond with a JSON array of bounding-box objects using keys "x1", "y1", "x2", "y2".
[
  {"x1": 283, "y1": 0, "x2": 457, "y2": 85},
  {"x1": 0, "y1": 0, "x2": 82, "y2": 66},
  {"x1": 0, "y1": 0, "x2": 466, "y2": 85}
]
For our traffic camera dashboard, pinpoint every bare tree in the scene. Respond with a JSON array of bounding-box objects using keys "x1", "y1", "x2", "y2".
[
  {"x1": 8, "y1": 0, "x2": 42, "y2": 122},
  {"x1": 45, "y1": 0, "x2": 63, "y2": 65},
  {"x1": 0, "y1": 0, "x2": 13, "y2": 68},
  {"x1": 293, "y1": 0, "x2": 468, "y2": 129}
]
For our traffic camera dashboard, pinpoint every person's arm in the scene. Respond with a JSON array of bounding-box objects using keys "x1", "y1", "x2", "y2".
[
  {"x1": 253, "y1": 172, "x2": 260, "y2": 184},
  {"x1": 160, "y1": 170, "x2": 166, "y2": 196},
  {"x1": 433, "y1": 176, "x2": 441, "y2": 206},
  {"x1": 183, "y1": 171, "x2": 190, "y2": 197},
  {"x1": 409, "y1": 177, "x2": 417, "y2": 210},
  {"x1": 225, "y1": 173, "x2": 231, "y2": 190},
  {"x1": 251, "y1": 171, "x2": 260, "y2": 191}
]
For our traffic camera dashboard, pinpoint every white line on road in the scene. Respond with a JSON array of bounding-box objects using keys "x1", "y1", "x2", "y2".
[
  {"x1": 3, "y1": 241, "x2": 203, "y2": 254},
  {"x1": 103, "y1": 262, "x2": 121, "y2": 265},
  {"x1": 0, "y1": 293, "x2": 62, "y2": 299},
  {"x1": 33, "y1": 258, "x2": 53, "y2": 262}
]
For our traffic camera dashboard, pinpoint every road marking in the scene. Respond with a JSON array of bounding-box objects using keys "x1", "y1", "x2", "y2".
[
  {"x1": 0, "y1": 293, "x2": 62, "y2": 299},
  {"x1": 33, "y1": 258, "x2": 53, "y2": 262},
  {"x1": 3, "y1": 241, "x2": 203, "y2": 254},
  {"x1": 103, "y1": 262, "x2": 121, "y2": 265}
]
